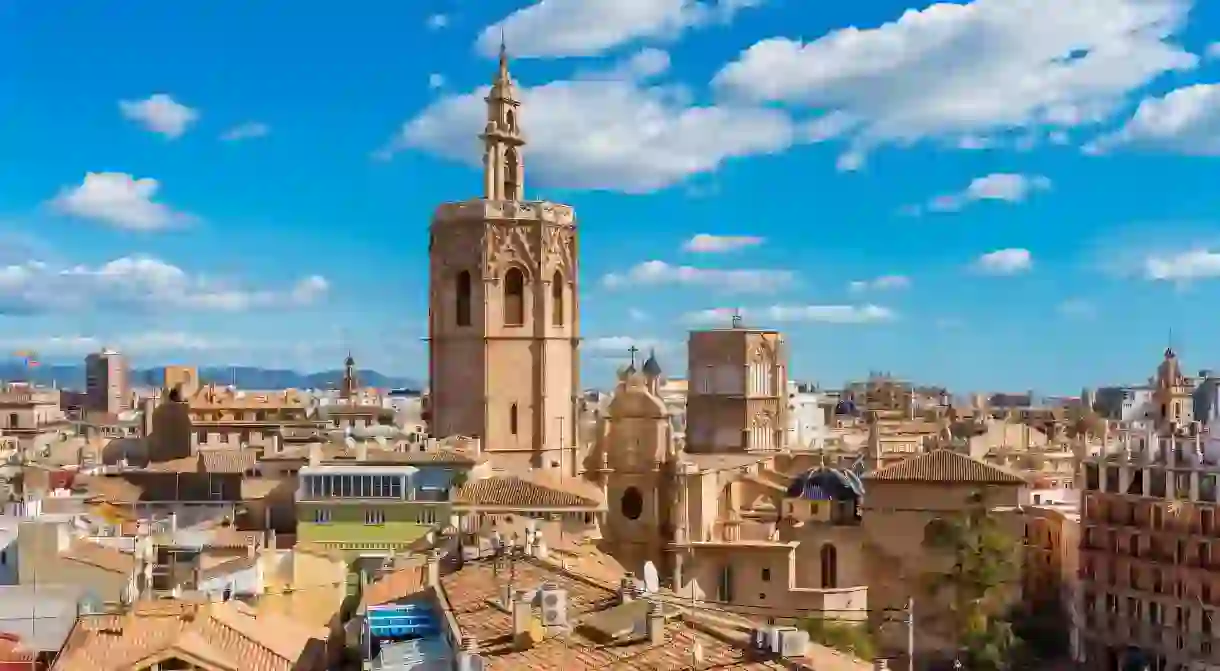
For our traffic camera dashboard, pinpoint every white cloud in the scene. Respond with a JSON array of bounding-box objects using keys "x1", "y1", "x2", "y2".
[
  {"x1": 974, "y1": 248, "x2": 1033, "y2": 275},
  {"x1": 118, "y1": 94, "x2": 200, "y2": 139},
  {"x1": 1085, "y1": 83, "x2": 1220, "y2": 155},
  {"x1": 0, "y1": 255, "x2": 328, "y2": 315},
  {"x1": 220, "y1": 121, "x2": 269, "y2": 142},
  {"x1": 712, "y1": 0, "x2": 1197, "y2": 168},
  {"x1": 682, "y1": 233, "x2": 764, "y2": 253},
  {"x1": 476, "y1": 0, "x2": 763, "y2": 58},
  {"x1": 602, "y1": 260, "x2": 794, "y2": 292},
  {"x1": 1144, "y1": 248, "x2": 1220, "y2": 282},
  {"x1": 684, "y1": 304, "x2": 895, "y2": 324},
  {"x1": 628, "y1": 308, "x2": 649, "y2": 321},
  {"x1": 1058, "y1": 299, "x2": 1097, "y2": 319},
  {"x1": 848, "y1": 274, "x2": 910, "y2": 292},
  {"x1": 428, "y1": 73, "x2": 446, "y2": 89},
  {"x1": 598, "y1": 48, "x2": 672, "y2": 82},
  {"x1": 919, "y1": 173, "x2": 1052, "y2": 213},
  {"x1": 49, "y1": 172, "x2": 193, "y2": 231},
  {"x1": 427, "y1": 13, "x2": 449, "y2": 30},
  {"x1": 388, "y1": 79, "x2": 795, "y2": 192}
]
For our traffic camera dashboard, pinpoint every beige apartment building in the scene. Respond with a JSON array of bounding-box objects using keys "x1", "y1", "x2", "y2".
[
  {"x1": 84, "y1": 347, "x2": 129, "y2": 415},
  {"x1": 1079, "y1": 348, "x2": 1219, "y2": 671}
]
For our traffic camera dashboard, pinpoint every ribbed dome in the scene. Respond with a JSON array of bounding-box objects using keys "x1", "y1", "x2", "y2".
[{"x1": 786, "y1": 467, "x2": 865, "y2": 500}]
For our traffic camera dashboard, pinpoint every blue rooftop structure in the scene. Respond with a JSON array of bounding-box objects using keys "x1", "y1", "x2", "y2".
[
  {"x1": 786, "y1": 467, "x2": 865, "y2": 501},
  {"x1": 367, "y1": 603, "x2": 439, "y2": 639}
]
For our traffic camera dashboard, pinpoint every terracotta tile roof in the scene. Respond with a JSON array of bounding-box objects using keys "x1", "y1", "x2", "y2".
[
  {"x1": 863, "y1": 448, "x2": 1028, "y2": 484},
  {"x1": 454, "y1": 474, "x2": 603, "y2": 509},
  {"x1": 61, "y1": 539, "x2": 137, "y2": 575},
  {"x1": 439, "y1": 559, "x2": 790, "y2": 670},
  {"x1": 198, "y1": 555, "x2": 259, "y2": 581},
  {"x1": 241, "y1": 477, "x2": 286, "y2": 500},
  {"x1": 52, "y1": 599, "x2": 326, "y2": 671},
  {"x1": 76, "y1": 475, "x2": 144, "y2": 505},
  {"x1": 0, "y1": 633, "x2": 34, "y2": 663},
  {"x1": 359, "y1": 562, "x2": 429, "y2": 609}
]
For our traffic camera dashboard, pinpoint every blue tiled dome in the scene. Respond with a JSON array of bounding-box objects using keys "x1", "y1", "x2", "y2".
[
  {"x1": 786, "y1": 467, "x2": 865, "y2": 501},
  {"x1": 834, "y1": 398, "x2": 858, "y2": 416}
]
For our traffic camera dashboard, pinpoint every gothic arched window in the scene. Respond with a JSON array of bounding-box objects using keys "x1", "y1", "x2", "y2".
[
  {"x1": 509, "y1": 403, "x2": 518, "y2": 436},
  {"x1": 551, "y1": 271, "x2": 564, "y2": 326},
  {"x1": 504, "y1": 267, "x2": 525, "y2": 326},
  {"x1": 455, "y1": 270, "x2": 472, "y2": 327},
  {"x1": 505, "y1": 147, "x2": 520, "y2": 199},
  {"x1": 819, "y1": 543, "x2": 837, "y2": 588}
]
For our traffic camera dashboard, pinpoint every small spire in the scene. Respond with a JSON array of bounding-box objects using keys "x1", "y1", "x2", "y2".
[{"x1": 497, "y1": 28, "x2": 510, "y2": 82}]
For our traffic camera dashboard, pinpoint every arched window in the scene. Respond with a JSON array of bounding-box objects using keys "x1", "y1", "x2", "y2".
[
  {"x1": 551, "y1": 271, "x2": 564, "y2": 326},
  {"x1": 819, "y1": 543, "x2": 837, "y2": 588},
  {"x1": 505, "y1": 147, "x2": 520, "y2": 199},
  {"x1": 621, "y1": 487, "x2": 643, "y2": 520},
  {"x1": 455, "y1": 271, "x2": 472, "y2": 327},
  {"x1": 504, "y1": 267, "x2": 525, "y2": 326},
  {"x1": 509, "y1": 403, "x2": 518, "y2": 436},
  {"x1": 506, "y1": 110, "x2": 516, "y2": 131}
]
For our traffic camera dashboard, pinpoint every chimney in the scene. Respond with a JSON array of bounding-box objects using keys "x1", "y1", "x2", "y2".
[
  {"x1": 307, "y1": 444, "x2": 322, "y2": 467},
  {"x1": 356, "y1": 441, "x2": 368, "y2": 462},
  {"x1": 511, "y1": 588, "x2": 532, "y2": 638},
  {"x1": 426, "y1": 549, "x2": 441, "y2": 586},
  {"x1": 646, "y1": 599, "x2": 664, "y2": 645},
  {"x1": 619, "y1": 573, "x2": 635, "y2": 603}
]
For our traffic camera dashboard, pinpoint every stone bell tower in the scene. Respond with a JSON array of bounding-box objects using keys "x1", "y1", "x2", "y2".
[{"x1": 427, "y1": 42, "x2": 581, "y2": 476}]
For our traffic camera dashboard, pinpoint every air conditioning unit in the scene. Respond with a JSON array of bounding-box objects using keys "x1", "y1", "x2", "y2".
[
  {"x1": 750, "y1": 626, "x2": 775, "y2": 652},
  {"x1": 775, "y1": 627, "x2": 809, "y2": 658},
  {"x1": 537, "y1": 583, "x2": 568, "y2": 627}
]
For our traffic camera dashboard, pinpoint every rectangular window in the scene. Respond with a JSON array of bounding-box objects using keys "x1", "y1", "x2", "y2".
[
  {"x1": 365, "y1": 509, "x2": 385, "y2": 525},
  {"x1": 390, "y1": 478, "x2": 403, "y2": 499},
  {"x1": 314, "y1": 508, "x2": 331, "y2": 523},
  {"x1": 340, "y1": 476, "x2": 352, "y2": 497},
  {"x1": 761, "y1": 568, "x2": 771, "y2": 582}
]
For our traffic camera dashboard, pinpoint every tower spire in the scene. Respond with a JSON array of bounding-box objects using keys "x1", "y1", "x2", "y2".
[{"x1": 480, "y1": 35, "x2": 525, "y2": 201}]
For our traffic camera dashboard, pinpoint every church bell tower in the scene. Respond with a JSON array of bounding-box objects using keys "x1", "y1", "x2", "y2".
[{"x1": 426, "y1": 43, "x2": 581, "y2": 475}]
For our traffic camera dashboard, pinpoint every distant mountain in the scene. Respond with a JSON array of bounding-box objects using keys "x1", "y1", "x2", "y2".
[{"x1": 0, "y1": 362, "x2": 421, "y2": 392}]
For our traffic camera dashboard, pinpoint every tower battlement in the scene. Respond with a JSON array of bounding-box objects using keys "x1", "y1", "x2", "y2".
[{"x1": 433, "y1": 199, "x2": 575, "y2": 227}]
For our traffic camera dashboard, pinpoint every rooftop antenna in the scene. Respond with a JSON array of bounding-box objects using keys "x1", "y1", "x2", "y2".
[{"x1": 731, "y1": 309, "x2": 743, "y2": 329}]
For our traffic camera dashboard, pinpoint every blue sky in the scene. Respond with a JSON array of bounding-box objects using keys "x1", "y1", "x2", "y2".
[{"x1": 4, "y1": 0, "x2": 1220, "y2": 393}]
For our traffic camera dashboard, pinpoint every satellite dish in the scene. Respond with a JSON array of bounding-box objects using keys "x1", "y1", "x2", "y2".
[
  {"x1": 642, "y1": 561, "x2": 660, "y2": 594},
  {"x1": 344, "y1": 436, "x2": 357, "y2": 451}
]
